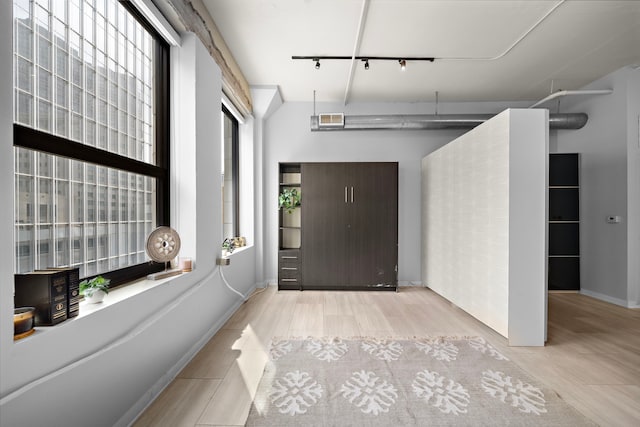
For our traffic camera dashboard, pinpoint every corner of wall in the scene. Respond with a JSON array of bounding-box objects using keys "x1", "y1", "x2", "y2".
[
  {"x1": 507, "y1": 109, "x2": 548, "y2": 346},
  {"x1": 0, "y1": 0, "x2": 15, "y2": 389}
]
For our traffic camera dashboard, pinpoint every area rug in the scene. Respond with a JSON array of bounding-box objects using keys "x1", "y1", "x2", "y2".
[{"x1": 245, "y1": 336, "x2": 594, "y2": 426}]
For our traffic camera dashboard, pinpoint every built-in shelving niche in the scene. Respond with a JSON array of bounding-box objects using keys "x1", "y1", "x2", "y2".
[{"x1": 548, "y1": 153, "x2": 580, "y2": 291}]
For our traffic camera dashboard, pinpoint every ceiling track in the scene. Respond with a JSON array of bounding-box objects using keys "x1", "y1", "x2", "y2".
[{"x1": 310, "y1": 113, "x2": 588, "y2": 131}]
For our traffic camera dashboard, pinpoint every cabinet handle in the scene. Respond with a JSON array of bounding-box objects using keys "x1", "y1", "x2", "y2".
[
  {"x1": 351, "y1": 186, "x2": 354, "y2": 203},
  {"x1": 281, "y1": 267, "x2": 297, "y2": 271},
  {"x1": 344, "y1": 186, "x2": 348, "y2": 203},
  {"x1": 281, "y1": 278, "x2": 298, "y2": 282},
  {"x1": 281, "y1": 256, "x2": 298, "y2": 260}
]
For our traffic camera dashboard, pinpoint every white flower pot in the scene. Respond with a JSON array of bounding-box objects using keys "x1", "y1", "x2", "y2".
[{"x1": 84, "y1": 290, "x2": 106, "y2": 304}]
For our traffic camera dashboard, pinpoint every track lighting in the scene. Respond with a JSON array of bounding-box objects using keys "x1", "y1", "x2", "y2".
[{"x1": 293, "y1": 56, "x2": 434, "y2": 69}]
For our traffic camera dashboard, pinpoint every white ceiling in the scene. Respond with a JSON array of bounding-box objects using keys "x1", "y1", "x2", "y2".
[{"x1": 202, "y1": 0, "x2": 640, "y2": 104}]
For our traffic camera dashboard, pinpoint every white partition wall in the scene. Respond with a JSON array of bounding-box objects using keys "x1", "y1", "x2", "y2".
[{"x1": 422, "y1": 109, "x2": 548, "y2": 346}]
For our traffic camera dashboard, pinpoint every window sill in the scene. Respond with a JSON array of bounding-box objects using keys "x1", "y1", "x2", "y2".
[
  {"x1": 78, "y1": 272, "x2": 190, "y2": 317},
  {"x1": 14, "y1": 271, "x2": 190, "y2": 344},
  {"x1": 221, "y1": 244, "x2": 252, "y2": 258}
]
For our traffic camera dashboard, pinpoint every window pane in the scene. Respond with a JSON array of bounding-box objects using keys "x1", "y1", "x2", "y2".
[
  {"x1": 222, "y1": 108, "x2": 239, "y2": 239},
  {"x1": 86, "y1": 223, "x2": 96, "y2": 259},
  {"x1": 56, "y1": 157, "x2": 69, "y2": 179},
  {"x1": 37, "y1": 225, "x2": 53, "y2": 268},
  {"x1": 37, "y1": 99, "x2": 52, "y2": 131},
  {"x1": 72, "y1": 224, "x2": 83, "y2": 263},
  {"x1": 16, "y1": 175, "x2": 34, "y2": 224},
  {"x1": 37, "y1": 67, "x2": 52, "y2": 100},
  {"x1": 16, "y1": 21, "x2": 34, "y2": 60},
  {"x1": 16, "y1": 91, "x2": 34, "y2": 126},
  {"x1": 13, "y1": 0, "x2": 165, "y2": 281},
  {"x1": 17, "y1": 57, "x2": 33, "y2": 92},
  {"x1": 38, "y1": 177, "x2": 53, "y2": 223},
  {"x1": 55, "y1": 180, "x2": 69, "y2": 222},
  {"x1": 71, "y1": 182, "x2": 84, "y2": 222},
  {"x1": 97, "y1": 223, "x2": 107, "y2": 259},
  {"x1": 16, "y1": 225, "x2": 34, "y2": 273},
  {"x1": 14, "y1": 0, "x2": 155, "y2": 164},
  {"x1": 14, "y1": 148, "x2": 156, "y2": 276},
  {"x1": 15, "y1": 147, "x2": 34, "y2": 174}
]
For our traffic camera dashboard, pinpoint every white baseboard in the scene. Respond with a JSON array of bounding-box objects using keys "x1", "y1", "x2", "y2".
[
  {"x1": 580, "y1": 288, "x2": 637, "y2": 308},
  {"x1": 398, "y1": 280, "x2": 424, "y2": 287},
  {"x1": 255, "y1": 280, "x2": 272, "y2": 288}
]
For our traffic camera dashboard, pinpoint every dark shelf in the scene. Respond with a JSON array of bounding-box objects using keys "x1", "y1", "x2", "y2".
[
  {"x1": 548, "y1": 153, "x2": 580, "y2": 291},
  {"x1": 550, "y1": 153, "x2": 580, "y2": 186},
  {"x1": 279, "y1": 183, "x2": 301, "y2": 186}
]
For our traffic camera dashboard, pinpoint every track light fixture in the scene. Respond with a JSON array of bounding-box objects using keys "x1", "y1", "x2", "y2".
[{"x1": 294, "y1": 56, "x2": 434, "y2": 70}]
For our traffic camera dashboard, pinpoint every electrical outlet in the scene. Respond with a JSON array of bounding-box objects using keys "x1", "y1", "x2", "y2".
[{"x1": 606, "y1": 215, "x2": 622, "y2": 224}]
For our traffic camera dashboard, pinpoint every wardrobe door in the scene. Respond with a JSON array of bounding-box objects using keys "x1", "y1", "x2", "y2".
[
  {"x1": 346, "y1": 163, "x2": 398, "y2": 287},
  {"x1": 301, "y1": 163, "x2": 349, "y2": 288}
]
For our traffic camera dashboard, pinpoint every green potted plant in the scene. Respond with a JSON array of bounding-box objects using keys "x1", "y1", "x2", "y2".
[
  {"x1": 222, "y1": 238, "x2": 236, "y2": 256},
  {"x1": 80, "y1": 275, "x2": 110, "y2": 304},
  {"x1": 279, "y1": 188, "x2": 301, "y2": 214}
]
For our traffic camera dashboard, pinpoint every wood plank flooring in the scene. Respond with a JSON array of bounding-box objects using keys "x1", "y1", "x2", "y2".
[{"x1": 133, "y1": 287, "x2": 640, "y2": 426}]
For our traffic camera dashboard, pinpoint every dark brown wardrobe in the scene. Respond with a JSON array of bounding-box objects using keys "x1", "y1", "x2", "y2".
[{"x1": 278, "y1": 162, "x2": 398, "y2": 291}]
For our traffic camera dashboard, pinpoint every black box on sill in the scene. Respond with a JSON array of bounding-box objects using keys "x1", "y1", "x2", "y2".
[
  {"x1": 15, "y1": 271, "x2": 68, "y2": 326},
  {"x1": 38, "y1": 267, "x2": 80, "y2": 319}
]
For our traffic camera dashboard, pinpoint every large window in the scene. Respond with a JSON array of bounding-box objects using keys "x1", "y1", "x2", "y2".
[
  {"x1": 13, "y1": 0, "x2": 169, "y2": 285},
  {"x1": 221, "y1": 105, "x2": 239, "y2": 240}
]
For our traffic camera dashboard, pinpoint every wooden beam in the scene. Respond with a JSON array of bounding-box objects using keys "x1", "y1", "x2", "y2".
[{"x1": 158, "y1": 0, "x2": 253, "y2": 115}]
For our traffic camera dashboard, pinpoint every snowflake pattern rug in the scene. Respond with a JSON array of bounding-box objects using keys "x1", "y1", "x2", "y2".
[{"x1": 245, "y1": 336, "x2": 594, "y2": 426}]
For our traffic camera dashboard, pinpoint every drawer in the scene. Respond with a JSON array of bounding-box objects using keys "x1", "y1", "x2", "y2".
[
  {"x1": 279, "y1": 259, "x2": 300, "y2": 270},
  {"x1": 278, "y1": 277, "x2": 300, "y2": 290},
  {"x1": 279, "y1": 268, "x2": 300, "y2": 280},
  {"x1": 279, "y1": 249, "x2": 300, "y2": 263}
]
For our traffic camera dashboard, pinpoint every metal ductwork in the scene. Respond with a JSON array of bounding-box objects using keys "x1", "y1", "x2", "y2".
[{"x1": 310, "y1": 113, "x2": 588, "y2": 131}]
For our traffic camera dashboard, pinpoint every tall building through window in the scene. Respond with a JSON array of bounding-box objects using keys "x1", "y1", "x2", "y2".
[
  {"x1": 13, "y1": 0, "x2": 169, "y2": 285},
  {"x1": 222, "y1": 105, "x2": 239, "y2": 240}
]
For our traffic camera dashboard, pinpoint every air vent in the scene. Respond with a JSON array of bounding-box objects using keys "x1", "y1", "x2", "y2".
[{"x1": 318, "y1": 113, "x2": 344, "y2": 127}]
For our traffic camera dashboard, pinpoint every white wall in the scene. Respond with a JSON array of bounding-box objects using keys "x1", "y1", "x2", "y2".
[
  {"x1": 627, "y1": 70, "x2": 640, "y2": 307},
  {"x1": 0, "y1": 30, "x2": 258, "y2": 427},
  {"x1": 554, "y1": 66, "x2": 640, "y2": 308},
  {"x1": 263, "y1": 100, "x2": 529, "y2": 284},
  {"x1": 0, "y1": 0, "x2": 15, "y2": 401},
  {"x1": 251, "y1": 86, "x2": 283, "y2": 286},
  {"x1": 507, "y1": 109, "x2": 548, "y2": 346},
  {"x1": 422, "y1": 109, "x2": 547, "y2": 346}
]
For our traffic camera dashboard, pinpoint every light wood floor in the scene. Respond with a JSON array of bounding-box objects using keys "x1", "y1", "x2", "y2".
[{"x1": 133, "y1": 287, "x2": 640, "y2": 426}]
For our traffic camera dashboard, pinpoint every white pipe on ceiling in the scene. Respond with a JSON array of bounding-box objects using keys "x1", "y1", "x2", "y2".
[
  {"x1": 441, "y1": 0, "x2": 565, "y2": 61},
  {"x1": 529, "y1": 89, "x2": 613, "y2": 109},
  {"x1": 343, "y1": 0, "x2": 370, "y2": 105}
]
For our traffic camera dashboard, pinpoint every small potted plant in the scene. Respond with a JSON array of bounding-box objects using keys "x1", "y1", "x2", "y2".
[
  {"x1": 80, "y1": 275, "x2": 110, "y2": 304},
  {"x1": 279, "y1": 188, "x2": 301, "y2": 214},
  {"x1": 222, "y1": 238, "x2": 236, "y2": 256}
]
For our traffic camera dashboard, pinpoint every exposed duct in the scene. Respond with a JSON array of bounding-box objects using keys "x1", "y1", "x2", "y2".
[{"x1": 310, "y1": 113, "x2": 588, "y2": 131}]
